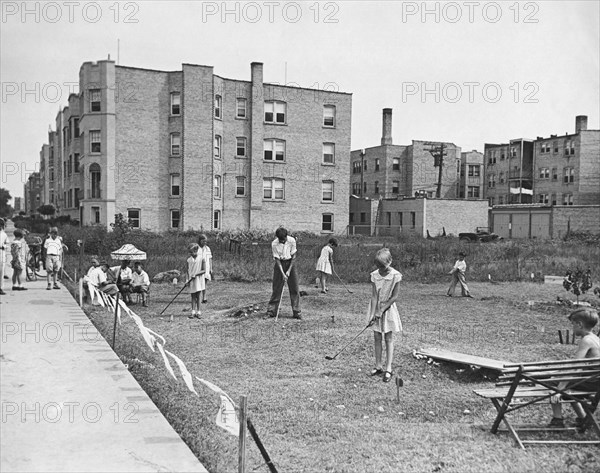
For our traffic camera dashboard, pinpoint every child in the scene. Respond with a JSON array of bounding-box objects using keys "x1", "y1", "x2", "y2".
[
  {"x1": 198, "y1": 234, "x2": 213, "y2": 304},
  {"x1": 186, "y1": 243, "x2": 205, "y2": 319},
  {"x1": 447, "y1": 251, "x2": 473, "y2": 298},
  {"x1": 0, "y1": 218, "x2": 7, "y2": 295},
  {"x1": 549, "y1": 308, "x2": 600, "y2": 427},
  {"x1": 10, "y1": 229, "x2": 28, "y2": 291},
  {"x1": 131, "y1": 262, "x2": 150, "y2": 307},
  {"x1": 368, "y1": 248, "x2": 402, "y2": 383},
  {"x1": 44, "y1": 227, "x2": 68, "y2": 290},
  {"x1": 266, "y1": 227, "x2": 301, "y2": 319},
  {"x1": 315, "y1": 238, "x2": 338, "y2": 293}
]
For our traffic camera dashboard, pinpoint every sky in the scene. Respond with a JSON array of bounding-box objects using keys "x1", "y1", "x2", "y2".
[{"x1": 1, "y1": 0, "x2": 599, "y2": 201}]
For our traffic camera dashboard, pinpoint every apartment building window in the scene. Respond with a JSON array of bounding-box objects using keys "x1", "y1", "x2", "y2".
[
  {"x1": 499, "y1": 172, "x2": 505, "y2": 184},
  {"x1": 363, "y1": 161, "x2": 367, "y2": 171},
  {"x1": 538, "y1": 194, "x2": 549, "y2": 204},
  {"x1": 489, "y1": 197, "x2": 494, "y2": 206},
  {"x1": 374, "y1": 181, "x2": 380, "y2": 194},
  {"x1": 90, "y1": 130, "x2": 101, "y2": 153},
  {"x1": 92, "y1": 206, "x2": 100, "y2": 224},
  {"x1": 352, "y1": 162, "x2": 361, "y2": 174},
  {"x1": 363, "y1": 182, "x2": 367, "y2": 194},
  {"x1": 398, "y1": 212, "x2": 403, "y2": 227},
  {"x1": 264, "y1": 101, "x2": 286, "y2": 124},
  {"x1": 565, "y1": 140, "x2": 575, "y2": 156},
  {"x1": 170, "y1": 133, "x2": 181, "y2": 156},
  {"x1": 323, "y1": 105, "x2": 336, "y2": 127},
  {"x1": 50, "y1": 168, "x2": 54, "y2": 181},
  {"x1": 171, "y1": 210, "x2": 180, "y2": 229},
  {"x1": 68, "y1": 189, "x2": 73, "y2": 208},
  {"x1": 360, "y1": 212, "x2": 366, "y2": 223},
  {"x1": 236, "y1": 98, "x2": 247, "y2": 118},
  {"x1": 552, "y1": 168, "x2": 558, "y2": 180},
  {"x1": 392, "y1": 181, "x2": 399, "y2": 194},
  {"x1": 467, "y1": 186, "x2": 480, "y2": 198},
  {"x1": 323, "y1": 143, "x2": 335, "y2": 164},
  {"x1": 411, "y1": 212, "x2": 416, "y2": 229},
  {"x1": 322, "y1": 181, "x2": 334, "y2": 202},
  {"x1": 214, "y1": 135, "x2": 222, "y2": 158},
  {"x1": 499, "y1": 196, "x2": 504, "y2": 205},
  {"x1": 214, "y1": 175, "x2": 222, "y2": 198},
  {"x1": 264, "y1": 139, "x2": 285, "y2": 161},
  {"x1": 74, "y1": 154, "x2": 80, "y2": 173},
  {"x1": 468, "y1": 165, "x2": 480, "y2": 177},
  {"x1": 263, "y1": 178, "x2": 285, "y2": 200},
  {"x1": 375, "y1": 159, "x2": 380, "y2": 171},
  {"x1": 501, "y1": 151, "x2": 506, "y2": 160},
  {"x1": 171, "y1": 92, "x2": 181, "y2": 115},
  {"x1": 352, "y1": 183, "x2": 361, "y2": 195},
  {"x1": 553, "y1": 141, "x2": 558, "y2": 153},
  {"x1": 563, "y1": 193, "x2": 573, "y2": 206},
  {"x1": 213, "y1": 210, "x2": 221, "y2": 229},
  {"x1": 171, "y1": 174, "x2": 181, "y2": 196},
  {"x1": 89, "y1": 164, "x2": 101, "y2": 199},
  {"x1": 551, "y1": 194, "x2": 557, "y2": 206},
  {"x1": 128, "y1": 209, "x2": 140, "y2": 228},
  {"x1": 539, "y1": 167, "x2": 549, "y2": 179},
  {"x1": 236, "y1": 177, "x2": 246, "y2": 196},
  {"x1": 68, "y1": 156, "x2": 73, "y2": 176},
  {"x1": 488, "y1": 174, "x2": 496, "y2": 188},
  {"x1": 510, "y1": 147, "x2": 517, "y2": 158},
  {"x1": 73, "y1": 118, "x2": 80, "y2": 138},
  {"x1": 74, "y1": 188, "x2": 80, "y2": 207},
  {"x1": 393, "y1": 158, "x2": 400, "y2": 171},
  {"x1": 322, "y1": 213, "x2": 333, "y2": 232},
  {"x1": 89, "y1": 89, "x2": 101, "y2": 112},
  {"x1": 63, "y1": 161, "x2": 67, "y2": 179},
  {"x1": 236, "y1": 137, "x2": 247, "y2": 157},
  {"x1": 563, "y1": 167, "x2": 574, "y2": 183},
  {"x1": 214, "y1": 95, "x2": 222, "y2": 119}
]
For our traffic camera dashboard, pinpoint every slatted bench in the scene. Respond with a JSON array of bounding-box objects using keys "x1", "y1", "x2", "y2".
[{"x1": 474, "y1": 357, "x2": 600, "y2": 448}]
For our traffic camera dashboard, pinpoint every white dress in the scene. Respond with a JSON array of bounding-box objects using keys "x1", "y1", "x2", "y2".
[
  {"x1": 368, "y1": 268, "x2": 403, "y2": 333},
  {"x1": 187, "y1": 255, "x2": 205, "y2": 293},
  {"x1": 315, "y1": 246, "x2": 333, "y2": 274}
]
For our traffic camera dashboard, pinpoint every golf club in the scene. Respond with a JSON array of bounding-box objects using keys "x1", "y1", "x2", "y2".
[
  {"x1": 333, "y1": 268, "x2": 353, "y2": 294},
  {"x1": 159, "y1": 277, "x2": 192, "y2": 316},
  {"x1": 274, "y1": 277, "x2": 287, "y2": 322},
  {"x1": 325, "y1": 319, "x2": 375, "y2": 360}
]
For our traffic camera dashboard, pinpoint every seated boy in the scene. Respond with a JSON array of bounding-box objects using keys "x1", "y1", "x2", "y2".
[
  {"x1": 549, "y1": 308, "x2": 600, "y2": 427},
  {"x1": 131, "y1": 262, "x2": 150, "y2": 307},
  {"x1": 87, "y1": 261, "x2": 119, "y2": 296},
  {"x1": 110, "y1": 260, "x2": 133, "y2": 303}
]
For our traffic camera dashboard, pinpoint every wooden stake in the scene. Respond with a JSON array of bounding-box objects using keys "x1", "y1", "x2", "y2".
[
  {"x1": 112, "y1": 293, "x2": 120, "y2": 350},
  {"x1": 79, "y1": 277, "x2": 83, "y2": 306},
  {"x1": 238, "y1": 395, "x2": 247, "y2": 473}
]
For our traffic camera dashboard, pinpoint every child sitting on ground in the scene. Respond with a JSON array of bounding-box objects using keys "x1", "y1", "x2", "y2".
[
  {"x1": 186, "y1": 243, "x2": 205, "y2": 319},
  {"x1": 131, "y1": 262, "x2": 150, "y2": 307},
  {"x1": 549, "y1": 308, "x2": 600, "y2": 427},
  {"x1": 368, "y1": 248, "x2": 403, "y2": 383}
]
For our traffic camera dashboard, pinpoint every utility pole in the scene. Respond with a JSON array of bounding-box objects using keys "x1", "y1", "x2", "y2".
[{"x1": 424, "y1": 142, "x2": 447, "y2": 198}]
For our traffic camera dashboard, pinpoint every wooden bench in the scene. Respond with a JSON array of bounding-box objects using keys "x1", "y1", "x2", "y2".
[{"x1": 474, "y1": 357, "x2": 600, "y2": 448}]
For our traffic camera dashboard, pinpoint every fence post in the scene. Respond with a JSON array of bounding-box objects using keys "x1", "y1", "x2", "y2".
[
  {"x1": 238, "y1": 395, "x2": 248, "y2": 473},
  {"x1": 112, "y1": 293, "x2": 121, "y2": 350},
  {"x1": 79, "y1": 276, "x2": 83, "y2": 306}
]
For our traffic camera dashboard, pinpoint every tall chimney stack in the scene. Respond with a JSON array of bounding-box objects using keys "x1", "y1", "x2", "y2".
[
  {"x1": 381, "y1": 108, "x2": 393, "y2": 145},
  {"x1": 575, "y1": 115, "x2": 588, "y2": 133}
]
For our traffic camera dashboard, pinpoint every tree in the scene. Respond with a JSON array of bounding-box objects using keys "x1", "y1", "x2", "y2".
[
  {"x1": 563, "y1": 268, "x2": 592, "y2": 305},
  {"x1": 38, "y1": 204, "x2": 57, "y2": 217},
  {"x1": 0, "y1": 188, "x2": 13, "y2": 218}
]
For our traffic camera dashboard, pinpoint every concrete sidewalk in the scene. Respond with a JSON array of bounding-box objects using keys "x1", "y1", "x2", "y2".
[{"x1": 0, "y1": 278, "x2": 208, "y2": 472}]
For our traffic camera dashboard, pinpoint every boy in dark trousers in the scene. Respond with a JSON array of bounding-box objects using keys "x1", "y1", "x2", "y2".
[
  {"x1": 266, "y1": 227, "x2": 301, "y2": 319},
  {"x1": 447, "y1": 252, "x2": 473, "y2": 298}
]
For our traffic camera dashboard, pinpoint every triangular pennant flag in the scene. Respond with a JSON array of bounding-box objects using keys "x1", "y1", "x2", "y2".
[
  {"x1": 96, "y1": 290, "x2": 106, "y2": 308},
  {"x1": 129, "y1": 313, "x2": 156, "y2": 352},
  {"x1": 165, "y1": 350, "x2": 198, "y2": 395},
  {"x1": 196, "y1": 377, "x2": 239, "y2": 436},
  {"x1": 155, "y1": 341, "x2": 177, "y2": 380},
  {"x1": 88, "y1": 284, "x2": 99, "y2": 305}
]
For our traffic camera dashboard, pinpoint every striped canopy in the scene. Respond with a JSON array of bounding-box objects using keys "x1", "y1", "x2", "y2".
[{"x1": 111, "y1": 244, "x2": 147, "y2": 261}]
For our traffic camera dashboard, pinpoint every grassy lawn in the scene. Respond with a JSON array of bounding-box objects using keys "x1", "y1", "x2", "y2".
[{"x1": 79, "y1": 279, "x2": 600, "y2": 473}]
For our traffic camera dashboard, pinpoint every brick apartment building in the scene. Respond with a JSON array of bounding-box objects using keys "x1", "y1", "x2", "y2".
[
  {"x1": 458, "y1": 150, "x2": 484, "y2": 199},
  {"x1": 349, "y1": 109, "x2": 462, "y2": 201},
  {"x1": 484, "y1": 116, "x2": 599, "y2": 206},
  {"x1": 24, "y1": 172, "x2": 42, "y2": 214},
  {"x1": 38, "y1": 59, "x2": 352, "y2": 233}
]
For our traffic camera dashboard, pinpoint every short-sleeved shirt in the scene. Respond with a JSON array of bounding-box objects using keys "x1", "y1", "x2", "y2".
[
  {"x1": 271, "y1": 236, "x2": 297, "y2": 260},
  {"x1": 44, "y1": 236, "x2": 63, "y2": 256},
  {"x1": 87, "y1": 267, "x2": 107, "y2": 286},
  {"x1": 111, "y1": 266, "x2": 133, "y2": 282},
  {"x1": 132, "y1": 270, "x2": 150, "y2": 287},
  {"x1": 453, "y1": 260, "x2": 467, "y2": 273}
]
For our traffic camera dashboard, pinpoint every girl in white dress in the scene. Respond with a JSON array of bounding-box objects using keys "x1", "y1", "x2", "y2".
[
  {"x1": 186, "y1": 243, "x2": 205, "y2": 319},
  {"x1": 315, "y1": 238, "x2": 338, "y2": 293},
  {"x1": 368, "y1": 248, "x2": 402, "y2": 383}
]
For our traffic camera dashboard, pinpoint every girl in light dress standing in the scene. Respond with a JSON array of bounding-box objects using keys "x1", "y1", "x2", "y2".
[{"x1": 315, "y1": 238, "x2": 338, "y2": 293}]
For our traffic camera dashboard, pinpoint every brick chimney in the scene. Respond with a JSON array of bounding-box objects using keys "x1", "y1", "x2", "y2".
[
  {"x1": 381, "y1": 108, "x2": 393, "y2": 145},
  {"x1": 575, "y1": 115, "x2": 588, "y2": 133}
]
